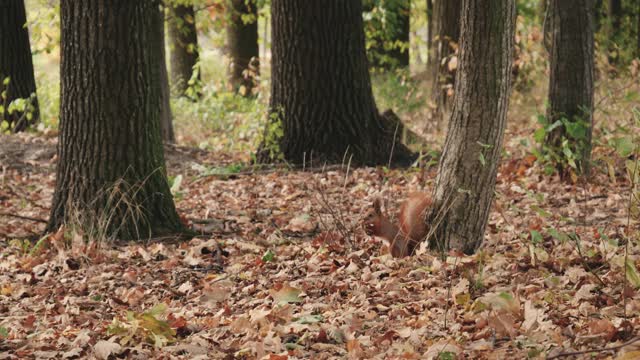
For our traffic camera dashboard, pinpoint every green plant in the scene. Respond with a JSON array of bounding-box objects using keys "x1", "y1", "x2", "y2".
[
  {"x1": 171, "y1": 82, "x2": 266, "y2": 154},
  {"x1": 8, "y1": 235, "x2": 49, "y2": 257},
  {"x1": 0, "y1": 76, "x2": 38, "y2": 133},
  {"x1": 532, "y1": 112, "x2": 592, "y2": 177},
  {"x1": 107, "y1": 303, "x2": 176, "y2": 348},
  {"x1": 258, "y1": 108, "x2": 285, "y2": 162},
  {"x1": 371, "y1": 69, "x2": 423, "y2": 114},
  {"x1": 184, "y1": 60, "x2": 203, "y2": 100}
]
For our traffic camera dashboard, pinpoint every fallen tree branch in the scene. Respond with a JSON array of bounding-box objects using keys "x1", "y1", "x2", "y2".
[
  {"x1": 547, "y1": 337, "x2": 640, "y2": 359},
  {"x1": 198, "y1": 164, "x2": 351, "y2": 179},
  {"x1": 0, "y1": 212, "x2": 48, "y2": 224}
]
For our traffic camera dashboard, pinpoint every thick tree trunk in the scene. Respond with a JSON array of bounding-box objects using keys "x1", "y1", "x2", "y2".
[
  {"x1": 256, "y1": 0, "x2": 415, "y2": 167},
  {"x1": 0, "y1": 0, "x2": 39, "y2": 132},
  {"x1": 426, "y1": 0, "x2": 433, "y2": 65},
  {"x1": 430, "y1": 0, "x2": 461, "y2": 122},
  {"x1": 226, "y1": 0, "x2": 259, "y2": 96},
  {"x1": 157, "y1": 4, "x2": 175, "y2": 143},
  {"x1": 48, "y1": 0, "x2": 185, "y2": 240},
  {"x1": 545, "y1": 0, "x2": 594, "y2": 176},
  {"x1": 427, "y1": 0, "x2": 515, "y2": 254},
  {"x1": 168, "y1": 4, "x2": 200, "y2": 97}
]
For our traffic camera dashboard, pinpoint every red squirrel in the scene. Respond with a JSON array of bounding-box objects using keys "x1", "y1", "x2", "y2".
[{"x1": 362, "y1": 192, "x2": 432, "y2": 258}]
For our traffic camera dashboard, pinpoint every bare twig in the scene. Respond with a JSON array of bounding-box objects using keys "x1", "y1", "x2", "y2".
[
  {"x1": 623, "y1": 138, "x2": 639, "y2": 319},
  {"x1": 0, "y1": 212, "x2": 47, "y2": 224},
  {"x1": 546, "y1": 336, "x2": 640, "y2": 359},
  {"x1": 310, "y1": 175, "x2": 356, "y2": 248}
]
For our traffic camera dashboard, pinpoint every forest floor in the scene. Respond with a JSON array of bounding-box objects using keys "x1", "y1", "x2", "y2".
[{"x1": 1, "y1": 106, "x2": 639, "y2": 360}]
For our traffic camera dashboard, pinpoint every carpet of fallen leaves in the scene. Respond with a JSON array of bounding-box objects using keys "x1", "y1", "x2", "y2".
[{"x1": 1, "y1": 129, "x2": 639, "y2": 360}]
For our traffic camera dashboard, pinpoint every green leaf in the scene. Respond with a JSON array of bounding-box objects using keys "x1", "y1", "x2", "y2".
[
  {"x1": 530, "y1": 205, "x2": 551, "y2": 218},
  {"x1": 170, "y1": 174, "x2": 182, "y2": 194},
  {"x1": 626, "y1": 259, "x2": 640, "y2": 288},
  {"x1": 547, "y1": 228, "x2": 569, "y2": 243},
  {"x1": 613, "y1": 137, "x2": 635, "y2": 157},
  {"x1": 533, "y1": 127, "x2": 546, "y2": 143},
  {"x1": 437, "y1": 352, "x2": 456, "y2": 360},
  {"x1": 147, "y1": 303, "x2": 167, "y2": 317},
  {"x1": 530, "y1": 230, "x2": 543, "y2": 244},
  {"x1": 0, "y1": 326, "x2": 8, "y2": 338},
  {"x1": 262, "y1": 249, "x2": 275, "y2": 262},
  {"x1": 546, "y1": 120, "x2": 563, "y2": 132}
]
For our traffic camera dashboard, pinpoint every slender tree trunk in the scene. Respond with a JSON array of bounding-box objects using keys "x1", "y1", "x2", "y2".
[
  {"x1": 256, "y1": 0, "x2": 415, "y2": 166},
  {"x1": 430, "y1": 0, "x2": 461, "y2": 122},
  {"x1": 426, "y1": 0, "x2": 433, "y2": 65},
  {"x1": 545, "y1": 0, "x2": 595, "y2": 176},
  {"x1": 608, "y1": 0, "x2": 622, "y2": 65},
  {"x1": 226, "y1": 0, "x2": 259, "y2": 96},
  {"x1": 157, "y1": 3, "x2": 175, "y2": 143},
  {"x1": 48, "y1": 0, "x2": 185, "y2": 240},
  {"x1": 637, "y1": 3, "x2": 640, "y2": 57},
  {"x1": 168, "y1": 4, "x2": 200, "y2": 97},
  {"x1": 427, "y1": 0, "x2": 516, "y2": 254},
  {"x1": 0, "y1": 0, "x2": 39, "y2": 132}
]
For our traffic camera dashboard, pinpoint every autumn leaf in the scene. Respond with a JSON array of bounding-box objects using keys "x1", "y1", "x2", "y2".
[{"x1": 271, "y1": 285, "x2": 303, "y2": 304}]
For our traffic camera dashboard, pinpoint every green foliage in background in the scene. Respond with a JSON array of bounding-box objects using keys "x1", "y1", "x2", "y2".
[{"x1": 363, "y1": 0, "x2": 410, "y2": 69}]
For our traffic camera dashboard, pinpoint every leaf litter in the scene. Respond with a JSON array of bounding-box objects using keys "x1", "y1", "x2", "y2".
[{"x1": 1, "y1": 131, "x2": 639, "y2": 359}]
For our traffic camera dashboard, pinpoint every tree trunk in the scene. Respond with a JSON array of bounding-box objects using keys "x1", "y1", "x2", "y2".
[
  {"x1": 608, "y1": 0, "x2": 622, "y2": 65},
  {"x1": 48, "y1": 0, "x2": 185, "y2": 240},
  {"x1": 256, "y1": 0, "x2": 415, "y2": 167},
  {"x1": 168, "y1": 4, "x2": 200, "y2": 97},
  {"x1": 545, "y1": 0, "x2": 594, "y2": 176},
  {"x1": 426, "y1": 0, "x2": 433, "y2": 65},
  {"x1": 430, "y1": 0, "x2": 461, "y2": 122},
  {"x1": 0, "y1": 0, "x2": 39, "y2": 132},
  {"x1": 157, "y1": 3, "x2": 175, "y2": 143},
  {"x1": 427, "y1": 0, "x2": 516, "y2": 254},
  {"x1": 226, "y1": 0, "x2": 259, "y2": 96}
]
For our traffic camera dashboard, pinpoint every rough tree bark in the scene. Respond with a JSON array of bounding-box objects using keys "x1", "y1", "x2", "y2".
[
  {"x1": 157, "y1": 3, "x2": 175, "y2": 143},
  {"x1": 426, "y1": 0, "x2": 516, "y2": 254},
  {"x1": 226, "y1": 0, "x2": 259, "y2": 96},
  {"x1": 0, "y1": 0, "x2": 39, "y2": 132},
  {"x1": 168, "y1": 3, "x2": 200, "y2": 97},
  {"x1": 256, "y1": 0, "x2": 415, "y2": 166},
  {"x1": 430, "y1": 0, "x2": 461, "y2": 122},
  {"x1": 546, "y1": 0, "x2": 594, "y2": 175},
  {"x1": 426, "y1": 0, "x2": 433, "y2": 65},
  {"x1": 47, "y1": 0, "x2": 185, "y2": 240}
]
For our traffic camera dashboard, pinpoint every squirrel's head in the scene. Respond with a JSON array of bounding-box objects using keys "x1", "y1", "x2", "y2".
[{"x1": 362, "y1": 198, "x2": 384, "y2": 236}]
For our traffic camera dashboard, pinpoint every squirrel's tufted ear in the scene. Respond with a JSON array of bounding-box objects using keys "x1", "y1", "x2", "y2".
[{"x1": 372, "y1": 198, "x2": 382, "y2": 215}]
